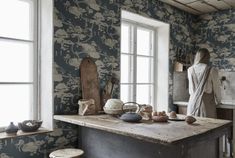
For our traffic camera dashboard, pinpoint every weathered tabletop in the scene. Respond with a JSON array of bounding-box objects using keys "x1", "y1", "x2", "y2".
[{"x1": 54, "y1": 114, "x2": 232, "y2": 145}]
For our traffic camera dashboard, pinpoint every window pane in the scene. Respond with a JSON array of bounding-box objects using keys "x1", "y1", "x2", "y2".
[
  {"x1": 136, "y1": 84, "x2": 153, "y2": 105},
  {"x1": 0, "y1": 39, "x2": 34, "y2": 82},
  {"x1": 121, "y1": 24, "x2": 130, "y2": 53},
  {"x1": 0, "y1": 84, "x2": 33, "y2": 127},
  {"x1": 0, "y1": 0, "x2": 34, "y2": 40},
  {"x1": 137, "y1": 27, "x2": 152, "y2": 56},
  {"x1": 121, "y1": 84, "x2": 134, "y2": 103},
  {"x1": 121, "y1": 54, "x2": 133, "y2": 83},
  {"x1": 137, "y1": 56, "x2": 153, "y2": 83}
]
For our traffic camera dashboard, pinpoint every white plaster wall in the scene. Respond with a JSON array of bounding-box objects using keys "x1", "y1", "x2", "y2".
[{"x1": 219, "y1": 71, "x2": 235, "y2": 105}]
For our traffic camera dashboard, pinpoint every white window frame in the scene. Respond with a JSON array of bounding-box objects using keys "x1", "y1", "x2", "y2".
[
  {"x1": 0, "y1": 0, "x2": 40, "y2": 132},
  {"x1": 39, "y1": 0, "x2": 54, "y2": 130},
  {"x1": 121, "y1": 10, "x2": 170, "y2": 111},
  {"x1": 120, "y1": 20, "x2": 157, "y2": 106},
  {"x1": 0, "y1": 0, "x2": 54, "y2": 132}
]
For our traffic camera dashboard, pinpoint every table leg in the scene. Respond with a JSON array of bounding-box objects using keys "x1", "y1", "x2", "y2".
[{"x1": 232, "y1": 109, "x2": 235, "y2": 157}]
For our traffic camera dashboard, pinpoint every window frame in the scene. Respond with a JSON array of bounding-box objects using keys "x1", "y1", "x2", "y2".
[
  {"x1": 120, "y1": 20, "x2": 157, "y2": 106},
  {"x1": 0, "y1": 0, "x2": 39, "y2": 131}
]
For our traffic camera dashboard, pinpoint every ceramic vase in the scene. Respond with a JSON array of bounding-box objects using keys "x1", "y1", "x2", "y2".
[{"x1": 5, "y1": 122, "x2": 18, "y2": 135}]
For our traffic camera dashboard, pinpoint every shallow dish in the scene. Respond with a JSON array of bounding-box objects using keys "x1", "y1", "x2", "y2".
[
  {"x1": 18, "y1": 120, "x2": 42, "y2": 132},
  {"x1": 168, "y1": 117, "x2": 185, "y2": 121}
]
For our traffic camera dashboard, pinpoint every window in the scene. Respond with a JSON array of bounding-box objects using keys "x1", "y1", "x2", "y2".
[
  {"x1": 120, "y1": 21, "x2": 155, "y2": 105},
  {"x1": 0, "y1": 0, "x2": 38, "y2": 128},
  {"x1": 121, "y1": 10, "x2": 170, "y2": 111}
]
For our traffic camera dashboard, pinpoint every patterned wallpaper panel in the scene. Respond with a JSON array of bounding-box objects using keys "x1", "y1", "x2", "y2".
[
  {"x1": 53, "y1": 0, "x2": 196, "y2": 114},
  {"x1": 0, "y1": 121, "x2": 78, "y2": 158},
  {"x1": 54, "y1": 0, "x2": 121, "y2": 114},
  {"x1": 193, "y1": 9, "x2": 235, "y2": 71},
  {"x1": 0, "y1": 0, "x2": 234, "y2": 158}
]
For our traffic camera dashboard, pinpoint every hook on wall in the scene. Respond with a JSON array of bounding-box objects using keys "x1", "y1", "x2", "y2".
[
  {"x1": 220, "y1": 76, "x2": 227, "y2": 90},
  {"x1": 220, "y1": 76, "x2": 226, "y2": 83}
]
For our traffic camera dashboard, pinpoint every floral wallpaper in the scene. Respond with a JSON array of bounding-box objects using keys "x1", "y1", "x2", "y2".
[
  {"x1": 0, "y1": 121, "x2": 78, "y2": 158},
  {"x1": 0, "y1": 0, "x2": 234, "y2": 157},
  {"x1": 193, "y1": 9, "x2": 235, "y2": 71},
  {"x1": 53, "y1": 0, "x2": 196, "y2": 113}
]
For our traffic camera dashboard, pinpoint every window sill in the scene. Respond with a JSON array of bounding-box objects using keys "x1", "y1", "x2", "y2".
[{"x1": 0, "y1": 128, "x2": 52, "y2": 140}]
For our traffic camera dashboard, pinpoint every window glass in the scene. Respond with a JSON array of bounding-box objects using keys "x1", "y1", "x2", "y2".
[
  {"x1": 0, "y1": 39, "x2": 33, "y2": 82},
  {"x1": 136, "y1": 84, "x2": 153, "y2": 105},
  {"x1": 120, "y1": 84, "x2": 134, "y2": 103},
  {"x1": 121, "y1": 24, "x2": 131, "y2": 54},
  {"x1": 0, "y1": 0, "x2": 36, "y2": 128},
  {"x1": 121, "y1": 21, "x2": 155, "y2": 106},
  {"x1": 0, "y1": 85, "x2": 33, "y2": 127},
  {"x1": 121, "y1": 54, "x2": 134, "y2": 83},
  {"x1": 137, "y1": 27, "x2": 152, "y2": 56},
  {"x1": 137, "y1": 56, "x2": 153, "y2": 83},
  {"x1": 0, "y1": 0, "x2": 34, "y2": 40}
]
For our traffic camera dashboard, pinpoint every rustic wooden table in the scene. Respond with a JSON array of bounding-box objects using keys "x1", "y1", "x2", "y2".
[{"x1": 54, "y1": 114, "x2": 232, "y2": 158}]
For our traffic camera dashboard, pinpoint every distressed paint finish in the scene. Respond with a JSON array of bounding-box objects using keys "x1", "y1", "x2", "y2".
[
  {"x1": 54, "y1": 114, "x2": 232, "y2": 144},
  {"x1": 79, "y1": 127, "x2": 219, "y2": 158},
  {"x1": 0, "y1": 0, "x2": 234, "y2": 158}
]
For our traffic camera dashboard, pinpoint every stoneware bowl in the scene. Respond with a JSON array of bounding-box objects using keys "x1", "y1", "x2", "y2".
[
  {"x1": 103, "y1": 99, "x2": 124, "y2": 115},
  {"x1": 18, "y1": 120, "x2": 42, "y2": 132},
  {"x1": 120, "y1": 102, "x2": 142, "y2": 123}
]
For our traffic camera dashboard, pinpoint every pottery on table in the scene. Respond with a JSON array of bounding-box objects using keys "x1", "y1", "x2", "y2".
[
  {"x1": 120, "y1": 102, "x2": 142, "y2": 123},
  {"x1": 18, "y1": 120, "x2": 42, "y2": 132},
  {"x1": 5, "y1": 122, "x2": 18, "y2": 135},
  {"x1": 103, "y1": 99, "x2": 124, "y2": 115}
]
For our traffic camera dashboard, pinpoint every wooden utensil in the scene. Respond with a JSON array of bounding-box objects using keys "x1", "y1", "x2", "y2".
[
  {"x1": 101, "y1": 76, "x2": 118, "y2": 107},
  {"x1": 80, "y1": 57, "x2": 101, "y2": 113}
]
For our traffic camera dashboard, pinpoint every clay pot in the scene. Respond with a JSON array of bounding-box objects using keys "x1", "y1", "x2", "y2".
[
  {"x1": 5, "y1": 122, "x2": 18, "y2": 135},
  {"x1": 103, "y1": 99, "x2": 124, "y2": 115},
  {"x1": 120, "y1": 102, "x2": 142, "y2": 123}
]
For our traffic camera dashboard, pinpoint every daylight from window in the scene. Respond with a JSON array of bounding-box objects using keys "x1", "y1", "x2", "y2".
[
  {"x1": 120, "y1": 21, "x2": 155, "y2": 105},
  {"x1": 0, "y1": 0, "x2": 36, "y2": 127}
]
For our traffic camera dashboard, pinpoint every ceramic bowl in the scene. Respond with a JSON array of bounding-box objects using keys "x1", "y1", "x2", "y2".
[
  {"x1": 104, "y1": 99, "x2": 124, "y2": 110},
  {"x1": 103, "y1": 99, "x2": 124, "y2": 115},
  {"x1": 103, "y1": 107, "x2": 124, "y2": 115},
  {"x1": 18, "y1": 120, "x2": 42, "y2": 132}
]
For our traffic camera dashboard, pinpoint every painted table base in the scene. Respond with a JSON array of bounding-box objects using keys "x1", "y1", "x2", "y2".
[
  {"x1": 79, "y1": 127, "x2": 219, "y2": 158},
  {"x1": 54, "y1": 115, "x2": 232, "y2": 158}
]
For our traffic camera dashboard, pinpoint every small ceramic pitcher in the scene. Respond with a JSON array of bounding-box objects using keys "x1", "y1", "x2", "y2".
[{"x1": 78, "y1": 99, "x2": 96, "y2": 115}]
